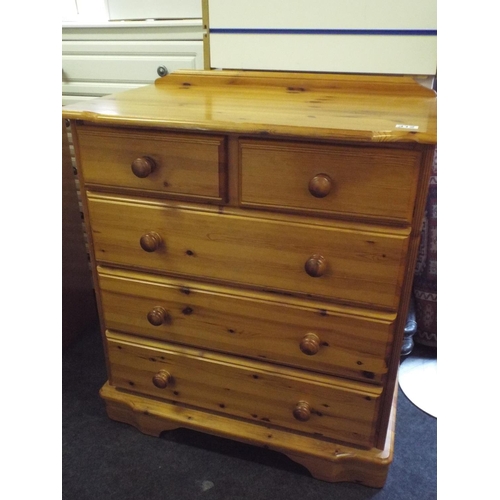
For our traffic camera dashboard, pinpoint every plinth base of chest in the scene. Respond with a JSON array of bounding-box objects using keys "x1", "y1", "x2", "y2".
[{"x1": 100, "y1": 382, "x2": 396, "y2": 488}]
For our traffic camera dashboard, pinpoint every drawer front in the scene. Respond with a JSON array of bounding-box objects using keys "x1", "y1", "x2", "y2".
[
  {"x1": 62, "y1": 54, "x2": 199, "y2": 83},
  {"x1": 77, "y1": 126, "x2": 226, "y2": 202},
  {"x1": 99, "y1": 269, "x2": 395, "y2": 382},
  {"x1": 240, "y1": 139, "x2": 421, "y2": 223},
  {"x1": 88, "y1": 196, "x2": 409, "y2": 309},
  {"x1": 107, "y1": 332, "x2": 381, "y2": 447},
  {"x1": 62, "y1": 41, "x2": 203, "y2": 83}
]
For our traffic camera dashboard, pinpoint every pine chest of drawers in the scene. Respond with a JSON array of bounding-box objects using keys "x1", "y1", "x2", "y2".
[{"x1": 63, "y1": 70, "x2": 437, "y2": 487}]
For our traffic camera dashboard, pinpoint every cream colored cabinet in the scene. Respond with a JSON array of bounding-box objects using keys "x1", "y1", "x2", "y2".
[
  {"x1": 206, "y1": 0, "x2": 436, "y2": 78},
  {"x1": 105, "y1": 0, "x2": 202, "y2": 20},
  {"x1": 62, "y1": 20, "x2": 204, "y2": 105}
]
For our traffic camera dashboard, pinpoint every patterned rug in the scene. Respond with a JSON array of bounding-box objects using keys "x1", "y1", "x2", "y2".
[{"x1": 413, "y1": 149, "x2": 437, "y2": 347}]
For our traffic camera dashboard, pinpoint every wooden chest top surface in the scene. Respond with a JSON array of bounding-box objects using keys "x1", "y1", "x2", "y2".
[{"x1": 62, "y1": 70, "x2": 437, "y2": 145}]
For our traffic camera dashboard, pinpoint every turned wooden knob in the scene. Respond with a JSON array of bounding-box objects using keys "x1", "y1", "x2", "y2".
[
  {"x1": 140, "y1": 232, "x2": 162, "y2": 252},
  {"x1": 300, "y1": 333, "x2": 321, "y2": 356},
  {"x1": 293, "y1": 401, "x2": 311, "y2": 422},
  {"x1": 131, "y1": 156, "x2": 156, "y2": 178},
  {"x1": 305, "y1": 254, "x2": 327, "y2": 277},
  {"x1": 308, "y1": 174, "x2": 332, "y2": 198},
  {"x1": 147, "y1": 306, "x2": 169, "y2": 326},
  {"x1": 152, "y1": 369, "x2": 171, "y2": 389}
]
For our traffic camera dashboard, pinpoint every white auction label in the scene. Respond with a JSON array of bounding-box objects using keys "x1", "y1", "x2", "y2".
[{"x1": 395, "y1": 124, "x2": 419, "y2": 130}]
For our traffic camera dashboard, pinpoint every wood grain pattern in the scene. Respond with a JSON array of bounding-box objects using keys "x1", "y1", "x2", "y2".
[
  {"x1": 239, "y1": 139, "x2": 421, "y2": 223},
  {"x1": 76, "y1": 125, "x2": 227, "y2": 202},
  {"x1": 201, "y1": 0, "x2": 211, "y2": 69},
  {"x1": 106, "y1": 331, "x2": 381, "y2": 448},
  {"x1": 374, "y1": 145, "x2": 436, "y2": 448},
  {"x1": 286, "y1": 387, "x2": 397, "y2": 487},
  {"x1": 87, "y1": 194, "x2": 410, "y2": 309},
  {"x1": 98, "y1": 267, "x2": 395, "y2": 382},
  {"x1": 62, "y1": 119, "x2": 97, "y2": 348},
  {"x1": 64, "y1": 70, "x2": 437, "y2": 486},
  {"x1": 100, "y1": 381, "x2": 396, "y2": 487},
  {"x1": 62, "y1": 70, "x2": 437, "y2": 145}
]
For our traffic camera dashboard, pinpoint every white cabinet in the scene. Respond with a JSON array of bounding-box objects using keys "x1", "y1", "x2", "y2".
[
  {"x1": 207, "y1": 0, "x2": 436, "y2": 76},
  {"x1": 62, "y1": 39, "x2": 203, "y2": 101},
  {"x1": 62, "y1": 20, "x2": 204, "y2": 104},
  {"x1": 105, "y1": 0, "x2": 202, "y2": 20}
]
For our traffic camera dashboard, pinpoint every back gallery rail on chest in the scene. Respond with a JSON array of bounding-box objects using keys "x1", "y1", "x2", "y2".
[{"x1": 63, "y1": 70, "x2": 437, "y2": 487}]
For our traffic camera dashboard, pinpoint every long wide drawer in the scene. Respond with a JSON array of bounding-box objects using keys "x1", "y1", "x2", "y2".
[
  {"x1": 98, "y1": 268, "x2": 395, "y2": 382},
  {"x1": 106, "y1": 331, "x2": 382, "y2": 448},
  {"x1": 240, "y1": 139, "x2": 421, "y2": 223},
  {"x1": 88, "y1": 195, "x2": 409, "y2": 309},
  {"x1": 76, "y1": 125, "x2": 226, "y2": 202}
]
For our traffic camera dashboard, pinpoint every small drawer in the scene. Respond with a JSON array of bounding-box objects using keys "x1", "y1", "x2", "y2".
[
  {"x1": 76, "y1": 125, "x2": 226, "y2": 202},
  {"x1": 98, "y1": 268, "x2": 395, "y2": 382},
  {"x1": 106, "y1": 332, "x2": 382, "y2": 448},
  {"x1": 239, "y1": 139, "x2": 421, "y2": 223},
  {"x1": 88, "y1": 194, "x2": 410, "y2": 309},
  {"x1": 62, "y1": 41, "x2": 203, "y2": 84}
]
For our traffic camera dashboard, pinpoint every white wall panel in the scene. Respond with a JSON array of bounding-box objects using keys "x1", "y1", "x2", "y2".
[
  {"x1": 208, "y1": 0, "x2": 436, "y2": 29},
  {"x1": 106, "y1": 0, "x2": 202, "y2": 20},
  {"x1": 210, "y1": 34, "x2": 436, "y2": 75},
  {"x1": 207, "y1": 0, "x2": 436, "y2": 75}
]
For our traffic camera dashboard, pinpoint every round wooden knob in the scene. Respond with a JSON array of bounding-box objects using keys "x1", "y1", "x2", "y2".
[
  {"x1": 305, "y1": 254, "x2": 327, "y2": 277},
  {"x1": 147, "y1": 306, "x2": 169, "y2": 326},
  {"x1": 152, "y1": 370, "x2": 171, "y2": 389},
  {"x1": 140, "y1": 232, "x2": 162, "y2": 252},
  {"x1": 308, "y1": 174, "x2": 332, "y2": 198},
  {"x1": 131, "y1": 156, "x2": 156, "y2": 178},
  {"x1": 300, "y1": 333, "x2": 321, "y2": 356},
  {"x1": 293, "y1": 401, "x2": 311, "y2": 422}
]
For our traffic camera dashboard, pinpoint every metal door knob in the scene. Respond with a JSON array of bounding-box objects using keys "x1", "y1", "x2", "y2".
[{"x1": 157, "y1": 66, "x2": 168, "y2": 77}]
